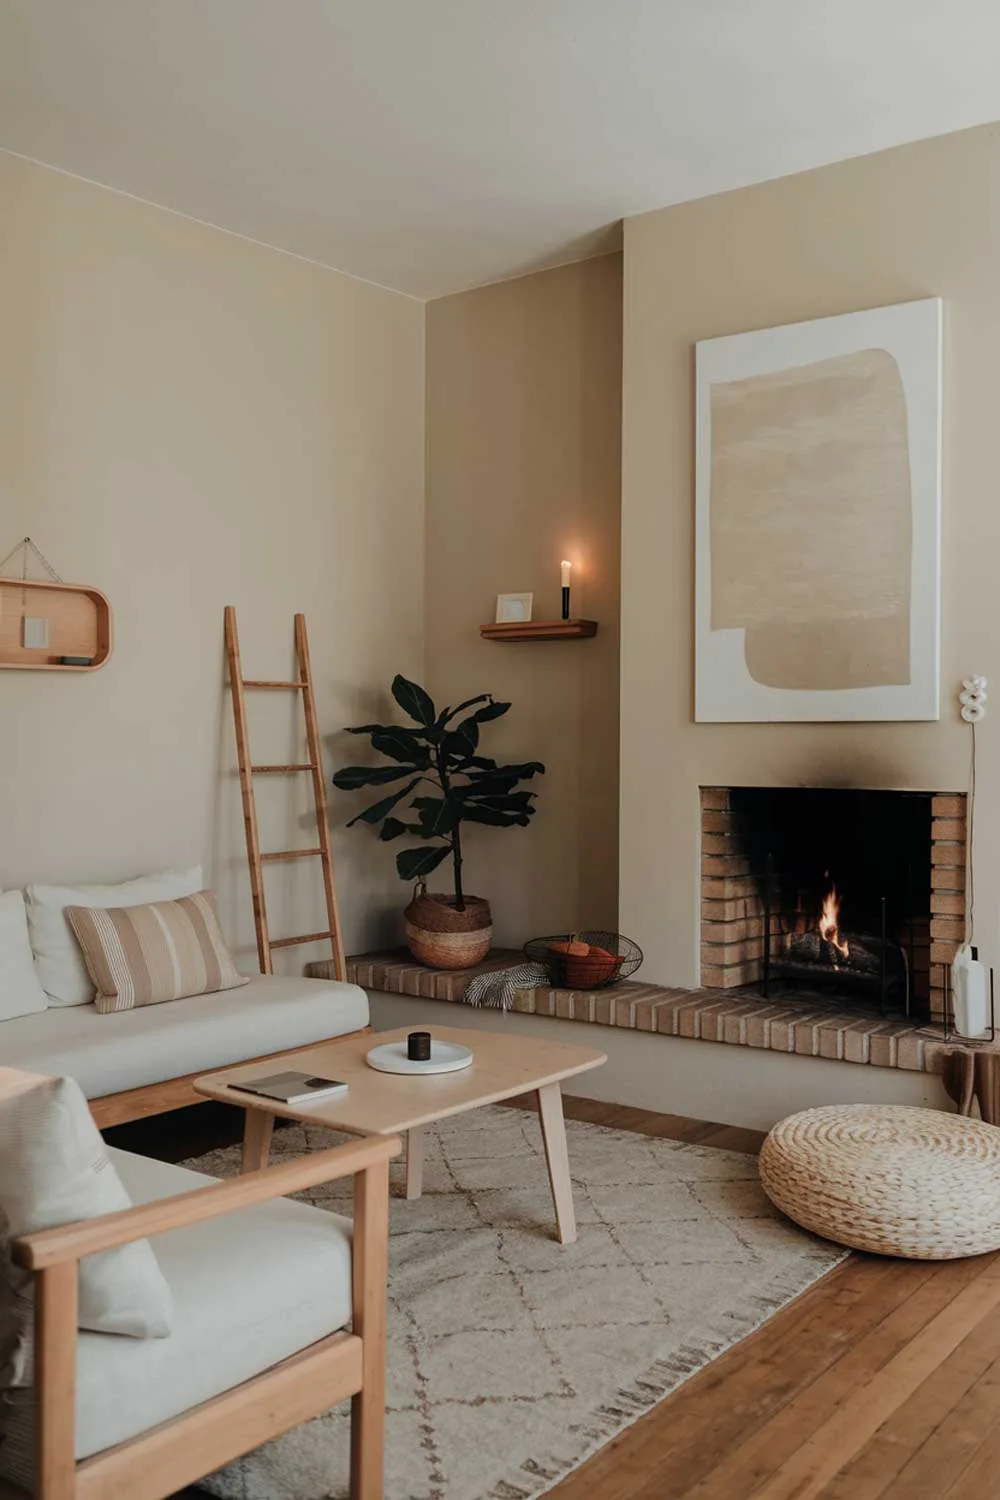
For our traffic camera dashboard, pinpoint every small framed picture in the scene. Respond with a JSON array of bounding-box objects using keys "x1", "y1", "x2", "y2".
[{"x1": 495, "y1": 592, "x2": 534, "y2": 624}]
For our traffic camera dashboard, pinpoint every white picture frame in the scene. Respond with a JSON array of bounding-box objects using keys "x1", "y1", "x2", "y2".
[
  {"x1": 495, "y1": 592, "x2": 534, "y2": 624},
  {"x1": 695, "y1": 298, "x2": 942, "y2": 723}
]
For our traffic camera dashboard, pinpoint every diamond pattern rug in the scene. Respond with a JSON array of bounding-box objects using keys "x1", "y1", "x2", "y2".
[{"x1": 189, "y1": 1106, "x2": 845, "y2": 1500}]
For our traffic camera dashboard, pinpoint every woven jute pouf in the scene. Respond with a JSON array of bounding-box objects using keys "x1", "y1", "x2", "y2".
[{"x1": 760, "y1": 1104, "x2": 1000, "y2": 1260}]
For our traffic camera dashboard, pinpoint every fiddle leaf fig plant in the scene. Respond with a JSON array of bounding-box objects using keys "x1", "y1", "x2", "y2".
[{"x1": 332, "y1": 674, "x2": 544, "y2": 911}]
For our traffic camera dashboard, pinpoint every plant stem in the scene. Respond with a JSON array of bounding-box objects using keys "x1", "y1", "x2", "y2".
[
  {"x1": 435, "y1": 741, "x2": 466, "y2": 911},
  {"x1": 452, "y1": 821, "x2": 465, "y2": 911}
]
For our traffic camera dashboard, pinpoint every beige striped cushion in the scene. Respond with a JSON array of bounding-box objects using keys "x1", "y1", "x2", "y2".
[{"x1": 66, "y1": 891, "x2": 248, "y2": 1013}]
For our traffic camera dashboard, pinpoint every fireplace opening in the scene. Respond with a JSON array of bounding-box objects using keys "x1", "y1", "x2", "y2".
[
  {"x1": 700, "y1": 787, "x2": 966, "y2": 1024},
  {"x1": 732, "y1": 789, "x2": 931, "y2": 1017}
]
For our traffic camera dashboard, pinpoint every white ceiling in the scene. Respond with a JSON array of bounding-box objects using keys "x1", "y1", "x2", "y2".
[{"x1": 3, "y1": 1, "x2": 1000, "y2": 300}]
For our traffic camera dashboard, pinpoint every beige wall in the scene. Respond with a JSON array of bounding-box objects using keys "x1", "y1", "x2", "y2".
[
  {"x1": 425, "y1": 256, "x2": 622, "y2": 943},
  {"x1": 621, "y1": 122, "x2": 1000, "y2": 985},
  {"x1": 0, "y1": 151, "x2": 426, "y2": 967}
]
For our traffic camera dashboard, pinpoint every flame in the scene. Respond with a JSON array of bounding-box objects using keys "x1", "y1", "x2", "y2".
[{"x1": 818, "y1": 886, "x2": 850, "y2": 963}]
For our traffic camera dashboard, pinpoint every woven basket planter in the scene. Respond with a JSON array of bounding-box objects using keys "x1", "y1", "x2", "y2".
[
  {"x1": 760, "y1": 1103, "x2": 1000, "y2": 1260},
  {"x1": 403, "y1": 891, "x2": 492, "y2": 969}
]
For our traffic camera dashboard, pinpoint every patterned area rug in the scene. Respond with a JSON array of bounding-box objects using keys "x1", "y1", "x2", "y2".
[{"x1": 189, "y1": 1106, "x2": 845, "y2": 1500}]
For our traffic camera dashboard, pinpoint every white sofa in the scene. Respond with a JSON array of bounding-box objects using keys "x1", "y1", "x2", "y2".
[
  {"x1": 0, "y1": 870, "x2": 368, "y2": 1124},
  {"x1": 0, "y1": 974, "x2": 369, "y2": 1100}
]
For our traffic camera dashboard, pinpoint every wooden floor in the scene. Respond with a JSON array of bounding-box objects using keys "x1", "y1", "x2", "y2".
[
  {"x1": 550, "y1": 1100, "x2": 1000, "y2": 1500},
  {"x1": 109, "y1": 1097, "x2": 1000, "y2": 1500}
]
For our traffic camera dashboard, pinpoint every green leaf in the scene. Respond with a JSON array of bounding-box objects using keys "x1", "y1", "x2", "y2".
[
  {"x1": 448, "y1": 718, "x2": 480, "y2": 758},
  {"x1": 345, "y1": 777, "x2": 421, "y2": 828},
  {"x1": 343, "y1": 724, "x2": 382, "y2": 735},
  {"x1": 463, "y1": 806, "x2": 532, "y2": 827},
  {"x1": 436, "y1": 694, "x2": 491, "y2": 726},
  {"x1": 412, "y1": 796, "x2": 459, "y2": 838},
  {"x1": 379, "y1": 817, "x2": 418, "y2": 842},
  {"x1": 396, "y1": 844, "x2": 451, "y2": 881},
  {"x1": 460, "y1": 771, "x2": 522, "y2": 797},
  {"x1": 461, "y1": 755, "x2": 498, "y2": 772},
  {"x1": 465, "y1": 792, "x2": 536, "y2": 812},
  {"x1": 493, "y1": 759, "x2": 545, "y2": 779},
  {"x1": 471, "y1": 700, "x2": 511, "y2": 723},
  {"x1": 460, "y1": 762, "x2": 544, "y2": 797},
  {"x1": 370, "y1": 726, "x2": 431, "y2": 766},
  {"x1": 391, "y1": 674, "x2": 436, "y2": 726},
  {"x1": 333, "y1": 764, "x2": 420, "y2": 790}
]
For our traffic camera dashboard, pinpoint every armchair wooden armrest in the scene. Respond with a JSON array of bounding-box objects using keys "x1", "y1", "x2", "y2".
[{"x1": 14, "y1": 1132, "x2": 401, "y2": 1500}]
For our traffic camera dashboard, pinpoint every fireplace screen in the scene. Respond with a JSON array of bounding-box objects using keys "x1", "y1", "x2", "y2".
[{"x1": 704, "y1": 788, "x2": 939, "y2": 1019}]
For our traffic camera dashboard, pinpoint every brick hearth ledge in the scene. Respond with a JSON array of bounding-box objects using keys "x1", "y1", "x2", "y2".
[{"x1": 307, "y1": 949, "x2": 1000, "y2": 1076}]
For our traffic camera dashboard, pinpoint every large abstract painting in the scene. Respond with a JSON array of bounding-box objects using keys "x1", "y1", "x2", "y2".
[{"x1": 695, "y1": 299, "x2": 942, "y2": 722}]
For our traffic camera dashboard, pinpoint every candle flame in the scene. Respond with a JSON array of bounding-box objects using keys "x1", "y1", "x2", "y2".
[{"x1": 818, "y1": 886, "x2": 850, "y2": 963}]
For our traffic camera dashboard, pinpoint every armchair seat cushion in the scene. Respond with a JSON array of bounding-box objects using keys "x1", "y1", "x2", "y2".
[
  {"x1": 0, "y1": 975, "x2": 369, "y2": 1098},
  {"x1": 0, "y1": 1147, "x2": 354, "y2": 1479}
]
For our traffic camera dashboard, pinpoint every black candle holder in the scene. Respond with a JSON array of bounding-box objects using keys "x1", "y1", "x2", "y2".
[
  {"x1": 407, "y1": 1030, "x2": 432, "y2": 1062},
  {"x1": 561, "y1": 586, "x2": 571, "y2": 621}
]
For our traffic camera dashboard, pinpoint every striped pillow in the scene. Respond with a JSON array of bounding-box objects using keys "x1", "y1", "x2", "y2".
[{"x1": 66, "y1": 891, "x2": 248, "y2": 1013}]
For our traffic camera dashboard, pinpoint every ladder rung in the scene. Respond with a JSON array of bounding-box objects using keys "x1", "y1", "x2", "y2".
[
  {"x1": 251, "y1": 764, "x2": 316, "y2": 774},
  {"x1": 270, "y1": 930, "x2": 337, "y2": 950},
  {"x1": 260, "y1": 848, "x2": 323, "y2": 862},
  {"x1": 242, "y1": 680, "x2": 306, "y2": 690}
]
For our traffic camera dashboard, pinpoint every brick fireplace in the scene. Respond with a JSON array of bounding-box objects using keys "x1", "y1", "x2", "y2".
[{"x1": 701, "y1": 787, "x2": 966, "y2": 1022}]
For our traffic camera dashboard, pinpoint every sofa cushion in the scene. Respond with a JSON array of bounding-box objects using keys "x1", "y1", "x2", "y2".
[
  {"x1": 67, "y1": 891, "x2": 247, "y2": 1013},
  {"x1": 26, "y1": 867, "x2": 203, "y2": 1007},
  {"x1": 0, "y1": 1146, "x2": 353, "y2": 1477},
  {"x1": 0, "y1": 976, "x2": 369, "y2": 1098},
  {"x1": 0, "y1": 1074, "x2": 174, "y2": 1344},
  {"x1": 0, "y1": 892, "x2": 47, "y2": 1021}
]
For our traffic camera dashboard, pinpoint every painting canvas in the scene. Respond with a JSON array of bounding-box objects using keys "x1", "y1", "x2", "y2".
[{"x1": 695, "y1": 299, "x2": 942, "y2": 722}]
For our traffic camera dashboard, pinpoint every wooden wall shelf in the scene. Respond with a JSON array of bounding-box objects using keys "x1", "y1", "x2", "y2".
[
  {"x1": 480, "y1": 619, "x2": 598, "y2": 643},
  {"x1": 0, "y1": 578, "x2": 113, "y2": 671}
]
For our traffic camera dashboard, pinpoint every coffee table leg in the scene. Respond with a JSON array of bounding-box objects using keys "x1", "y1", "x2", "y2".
[
  {"x1": 537, "y1": 1083, "x2": 576, "y2": 1245},
  {"x1": 405, "y1": 1126, "x2": 425, "y2": 1200},
  {"x1": 241, "y1": 1109, "x2": 274, "y2": 1173}
]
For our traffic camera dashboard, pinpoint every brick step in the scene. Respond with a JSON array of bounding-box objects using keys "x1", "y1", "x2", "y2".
[{"x1": 322, "y1": 948, "x2": 987, "y2": 1077}]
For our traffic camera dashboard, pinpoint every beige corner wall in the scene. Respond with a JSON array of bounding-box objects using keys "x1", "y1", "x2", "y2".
[
  {"x1": 425, "y1": 255, "x2": 622, "y2": 943},
  {"x1": 0, "y1": 151, "x2": 425, "y2": 966},
  {"x1": 622, "y1": 122, "x2": 1000, "y2": 985}
]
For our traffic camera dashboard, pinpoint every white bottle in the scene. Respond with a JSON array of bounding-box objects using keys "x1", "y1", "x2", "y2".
[{"x1": 952, "y1": 944, "x2": 990, "y2": 1039}]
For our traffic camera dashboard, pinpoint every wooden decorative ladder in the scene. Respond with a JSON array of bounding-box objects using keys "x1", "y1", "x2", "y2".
[{"x1": 223, "y1": 606, "x2": 346, "y2": 980}]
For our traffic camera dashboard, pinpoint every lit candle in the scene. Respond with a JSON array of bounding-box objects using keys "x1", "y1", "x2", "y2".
[{"x1": 560, "y1": 560, "x2": 572, "y2": 620}]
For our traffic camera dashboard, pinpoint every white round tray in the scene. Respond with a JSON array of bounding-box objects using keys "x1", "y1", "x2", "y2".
[{"x1": 366, "y1": 1039, "x2": 474, "y2": 1076}]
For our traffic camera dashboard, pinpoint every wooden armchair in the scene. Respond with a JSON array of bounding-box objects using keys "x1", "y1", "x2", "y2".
[{"x1": 8, "y1": 1132, "x2": 399, "y2": 1500}]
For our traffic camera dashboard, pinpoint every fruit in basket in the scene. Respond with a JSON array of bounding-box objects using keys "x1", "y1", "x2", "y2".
[
  {"x1": 550, "y1": 939, "x2": 590, "y2": 957},
  {"x1": 525, "y1": 930, "x2": 642, "y2": 990},
  {"x1": 568, "y1": 955, "x2": 623, "y2": 985},
  {"x1": 549, "y1": 937, "x2": 624, "y2": 986}
]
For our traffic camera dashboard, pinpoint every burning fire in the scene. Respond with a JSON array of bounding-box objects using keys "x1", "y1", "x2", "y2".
[{"x1": 818, "y1": 886, "x2": 850, "y2": 963}]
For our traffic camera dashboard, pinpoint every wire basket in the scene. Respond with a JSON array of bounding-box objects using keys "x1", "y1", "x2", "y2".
[{"x1": 524, "y1": 931, "x2": 643, "y2": 990}]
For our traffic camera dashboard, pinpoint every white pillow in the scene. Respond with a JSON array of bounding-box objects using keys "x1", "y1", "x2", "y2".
[
  {"x1": 0, "y1": 1072, "x2": 174, "y2": 1353},
  {"x1": 25, "y1": 867, "x2": 202, "y2": 1007},
  {"x1": 0, "y1": 894, "x2": 47, "y2": 1022}
]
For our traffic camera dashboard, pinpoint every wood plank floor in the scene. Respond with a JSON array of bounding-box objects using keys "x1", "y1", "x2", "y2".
[
  {"x1": 108, "y1": 1096, "x2": 1000, "y2": 1500},
  {"x1": 548, "y1": 1100, "x2": 1000, "y2": 1500}
]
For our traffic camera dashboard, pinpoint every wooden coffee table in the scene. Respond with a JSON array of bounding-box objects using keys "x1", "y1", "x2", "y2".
[{"x1": 194, "y1": 1024, "x2": 606, "y2": 1244}]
